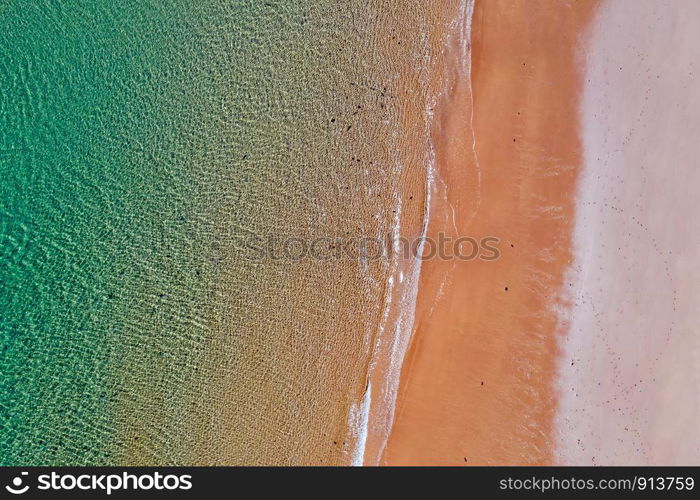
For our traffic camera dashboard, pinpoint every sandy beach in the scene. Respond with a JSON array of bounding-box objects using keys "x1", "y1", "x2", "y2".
[
  {"x1": 8, "y1": 0, "x2": 699, "y2": 468},
  {"x1": 555, "y1": 0, "x2": 700, "y2": 465},
  {"x1": 381, "y1": 0, "x2": 598, "y2": 465}
]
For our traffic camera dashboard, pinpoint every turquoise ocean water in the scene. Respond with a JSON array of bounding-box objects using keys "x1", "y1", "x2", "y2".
[{"x1": 1, "y1": 0, "x2": 439, "y2": 465}]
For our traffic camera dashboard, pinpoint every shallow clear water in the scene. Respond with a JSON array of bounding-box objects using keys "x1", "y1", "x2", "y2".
[{"x1": 1, "y1": 0, "x2": 439, "y2": 465}]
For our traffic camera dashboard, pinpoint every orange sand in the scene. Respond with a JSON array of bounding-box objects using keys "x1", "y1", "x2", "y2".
[{"x1": 382, "y1": 0, "x2": 598, "y2": 465}]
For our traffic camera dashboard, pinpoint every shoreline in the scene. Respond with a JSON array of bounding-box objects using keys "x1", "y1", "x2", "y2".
[
  {"x1": 381, "y1": 0, "x2": 598, "y2": 465},
  {"x1": 355, "y1": 0, "x2": 476, "y2": 465}
]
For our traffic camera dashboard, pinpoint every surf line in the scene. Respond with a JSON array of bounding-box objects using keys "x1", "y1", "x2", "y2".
[{"x1": 345, "y1": 0, "x2": 477, "y2": 466}]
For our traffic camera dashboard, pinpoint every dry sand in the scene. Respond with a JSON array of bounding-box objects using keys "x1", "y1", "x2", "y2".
[
  {"x1": 555, "y1": 0, "x2": 700, "y2": 465},
  {"x1": 382, "y1": 0, "x2": 598, "y2": 465}
]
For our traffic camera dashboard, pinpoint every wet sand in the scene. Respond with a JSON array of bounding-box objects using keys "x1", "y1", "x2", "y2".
[
  {"x1": 382, "y1": 0, "x2": 598, "y2": 465},
  {"x1": 555, "y1": 0, "x2": 700, "y2": 465},
  {"x1": 359, "y1": 0, "x2": 477, "y2": 465}
]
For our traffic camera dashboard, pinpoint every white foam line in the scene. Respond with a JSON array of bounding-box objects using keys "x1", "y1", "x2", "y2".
[
  {"x1": 348, "y1": 382, "x2": 371, "y2": 466},
  {"x1": 346, "y1": 0, "x2": 476, "y2": 466},
  {"x1": 347, "y1": 94, "x2": 435, "y2": 468},
  {"x1": 369, "y1": 172, "x2": 432, "y2": 463},
  {"x1": 463, "y1": 0, "x2": 481, "y2": 227}
]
